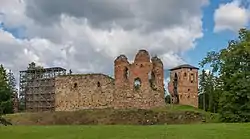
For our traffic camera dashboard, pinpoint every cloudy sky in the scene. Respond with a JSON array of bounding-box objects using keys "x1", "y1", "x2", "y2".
[{"x1": 1, "y1": 0, "x2": 250, "y2": 88}]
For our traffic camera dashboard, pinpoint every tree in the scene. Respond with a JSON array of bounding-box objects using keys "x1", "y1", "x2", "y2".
[
  {"x1": 200, "y1": 28, "x2": 250, "y2": 122},
  {"x1": 205, "y1": 71, "x2": 215, "y2": 112},
  {"x1": 0, "y1": 64, "x2": 13, "y2": 114},
  {"x1": 7, "y1": 70, "x2": 17, "y2": 93},
  {"x1": 7, "y1": 70, "x2": 18, "y2": 112},
  {"x1": 198, "y1": 69, "x2": 207, "y2": 111},
  {"x1": 26, "y1": 62, "x2": 44, "y2": 80},
  {"x1": 165, "y1": 95, "x2": 171, "y2": 104},
  {"x1": 198, "y1": 69, "x2": 218, "y2": 112}
]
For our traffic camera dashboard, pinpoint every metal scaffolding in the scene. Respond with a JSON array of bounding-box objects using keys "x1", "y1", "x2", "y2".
[{"x1": 19, "y1": 67, "x2": 66, "y2": 112}]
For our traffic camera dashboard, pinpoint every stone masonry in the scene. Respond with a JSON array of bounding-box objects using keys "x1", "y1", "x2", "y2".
[
  {"x1": 168, "y1": 64, "x2": 199, "y2": 108},
  {"x1": 54, "y1": 49, "x2": 166, "y2": 111},
  {"x1": 55, "y1": 74, "x2": 115, "y2": 111},
  {"x1": 113, "y1": 50, "x2": 165, "y2": 109}
]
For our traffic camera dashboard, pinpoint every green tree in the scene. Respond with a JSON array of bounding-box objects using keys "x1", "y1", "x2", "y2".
[
  {"x1": 7, "y1": 70, "x2": 17, "y2": 93},
  {"x1": 165, "y1": 95, "x2": 171, "y2": 104},
  {"x1": 198, "y1": 69, "x2": 218, "y2": 112},
  {"x1": 198, "y1": 69, "x2": 207, "y2": 111},
  {"x1": 0, "y1": 64, "x2": 13, "y2": 114},
  {"x1": 200, "y1": 28, "x2": 250, "y2": 122},
  {"x1": 205, "y1": 71, "x2": 215, "y2": 112}
]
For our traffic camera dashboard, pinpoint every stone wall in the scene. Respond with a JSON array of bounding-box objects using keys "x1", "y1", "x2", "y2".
[
  {"x1": 54, "y1": 49, "x2": 165, "y2": 111},
  {"x1": 168, "y1": 67, "x2": 199, "y2": 107},
  {"x1": 55, "y1": 74, "x2": 115, "y2": 111},
  {"x1": 113, "y1": 50, "x2": 165, "y2": 109}
]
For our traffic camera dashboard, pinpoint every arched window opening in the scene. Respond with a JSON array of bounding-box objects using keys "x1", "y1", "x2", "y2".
[
  {"x1": 134, "y1": 78, "x2": 141, "y2": 90},
  {"x1": 97, "y1": 82, "x2": 101, "y2": 87},
  {"x1": 174, "y1": 73, "x2": 178, "y2": 80},
  {"x1": 184, "y1": 72, "x2": 187, "y2": 77},
  {"x1": 190, "y1": 73, "x2": 194, "y2": 83},
  {"x1": 173, "y1": 73, "x2": 179, "y2": 104},
  {"x1": 149, "y1": 71, "x2": 157, "y2": 90},
  {"x1": 174, "y1": 73, "x2": 178, "y2": 87},
  {"x1": 152, "y1": 71, "x2": 155, "y2": 80},
  {"x1": 124, "y1": 67, "x2": 129, "y2": 79}
]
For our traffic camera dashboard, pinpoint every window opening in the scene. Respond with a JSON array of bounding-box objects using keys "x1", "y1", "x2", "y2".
[
  {"x1": 124, "y1": 67, "x2": 129, "y2": 79},
  {"x1": 134, "y1": 78, "x2": 141, "y2": 90}
]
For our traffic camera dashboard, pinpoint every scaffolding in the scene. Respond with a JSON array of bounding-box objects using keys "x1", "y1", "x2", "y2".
[{"x1": 19, "y1": 67, "x2": 67, "y2": 112}]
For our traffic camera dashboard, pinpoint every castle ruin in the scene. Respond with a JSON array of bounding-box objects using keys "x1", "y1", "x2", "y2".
[
  {"x1": 19, "y1": 49, "x2": 199, "y2": 112},
  {"x1": 20, "y1": 49, "x2": 166, "y2": 112}
]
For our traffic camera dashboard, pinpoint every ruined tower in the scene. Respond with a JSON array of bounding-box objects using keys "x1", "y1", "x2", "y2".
[
  {"x1": 151, "y1": 56, "x2": 164, "y2": 92},
  {"x1": 168, "y1": 64, "x2": 199, "y2": 108},
  {"x1": 114, "y1": 55, "x2": 130, "y2": 88},
  {"x1": 113, "y1": 49, "x2": 165, "y2": 109}
]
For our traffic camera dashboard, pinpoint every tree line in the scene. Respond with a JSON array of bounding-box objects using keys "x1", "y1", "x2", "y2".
[{"x1": 198, "y1": 28, "x2": 250, "y2": 122}]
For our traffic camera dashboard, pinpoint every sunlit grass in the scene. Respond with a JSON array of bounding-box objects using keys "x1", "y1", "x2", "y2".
[{"x1": 1, "y1": 123, "x2": 250, "y2": 139}]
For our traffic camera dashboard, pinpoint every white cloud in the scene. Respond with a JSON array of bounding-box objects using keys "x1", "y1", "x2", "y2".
[
  {"x1": 214, "y1": 0, "x2": 250, "y2": 32},
  {"x1": 0, "y1": 0, "x2": 208, "y2": 87}
]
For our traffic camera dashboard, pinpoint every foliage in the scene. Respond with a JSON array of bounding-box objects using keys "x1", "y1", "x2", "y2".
[
  {"x1": 198, "y1": 93, "x2": 209, "y2": 111},
  {"x1": 198, "y1": 69, "x2": 207, "y2": 111},
  {"x1": 199, "y1": 28, "x2": 250, "y2": 122},
  {"x1": 198, "y1": 70, "x2": 220, "y2": 113},
  {"x1": 7, "y1": 70, "x2": 17, "y2": 93},
  {"x1": 0, "y1": 64, "x2": 13, "y2": 114},
  {"x1": 165, "y1": 95, "x2": 171, "y2": 104}
]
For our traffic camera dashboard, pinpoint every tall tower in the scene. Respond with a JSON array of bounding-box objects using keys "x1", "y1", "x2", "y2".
[
  {"x1": 151, "y1": 56, "x2": 164, "y2": 93},
  {"x1": 114, "y1": 55, "x2": 130, "y2": 88},
  {"x1": 168, "y1": 64, "x2": 199, "y2": 108}
]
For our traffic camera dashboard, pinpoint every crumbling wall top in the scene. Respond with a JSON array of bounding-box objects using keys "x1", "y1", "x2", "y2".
[
  {"x1": 151, "y1": 56, "x2": 163, "y2": 67},
  {"x1": 57, "y1": 73, "x2": 114, "y2": 81},
  {"x1": 134, "y1": 49, "x2": 150, "y2": 62},
  {"x1": 114, "y1": 54, "x2": 129, "y2": 65}
]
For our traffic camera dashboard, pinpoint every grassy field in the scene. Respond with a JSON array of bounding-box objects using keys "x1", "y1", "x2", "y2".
[{"x1": 1, "y1": 123, "x2": 250, "y2": 139}]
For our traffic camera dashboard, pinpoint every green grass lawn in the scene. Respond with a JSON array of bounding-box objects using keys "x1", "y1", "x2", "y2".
[{"x1": 1, "y1": 123, "x2": 250, "y2": 139}]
